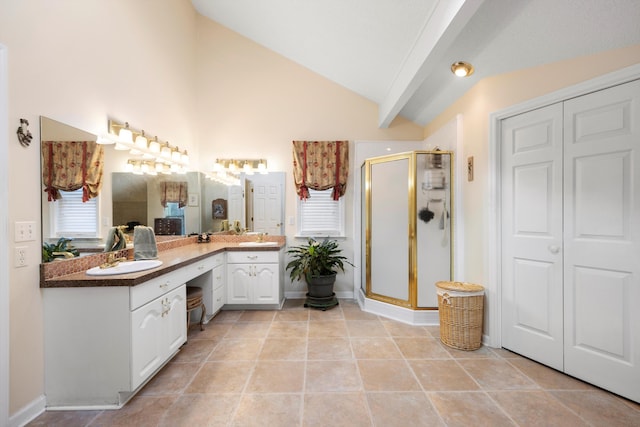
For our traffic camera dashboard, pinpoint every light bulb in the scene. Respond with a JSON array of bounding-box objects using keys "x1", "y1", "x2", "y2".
[
  {"x1": 149, "y1": 137, "x2": 161, "y2": 153},
  {"x1": 161, "y1": 143, "x2": 172, "y2": 159},
  {"x1": 171, "y1": 147, "x2": 181, "y2": 162},
  {"x1": 119, "y1": 122, "x2": 133, "y2": 144},
  {"x1": 135, "y1": 131, "x2": 147, "y2": 150},
  {"x1": 258, "y1": 160, "x2": 268, "y2": 174}
]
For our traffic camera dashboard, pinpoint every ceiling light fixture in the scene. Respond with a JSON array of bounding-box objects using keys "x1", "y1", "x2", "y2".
[{"x1": 451, "y1": 61, "x2": 474, "y2": 77}]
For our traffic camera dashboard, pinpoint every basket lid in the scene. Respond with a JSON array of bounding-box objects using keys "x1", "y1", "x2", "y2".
[{"x1": 435, "y1": 281, "x2": 484, "y2": 292}]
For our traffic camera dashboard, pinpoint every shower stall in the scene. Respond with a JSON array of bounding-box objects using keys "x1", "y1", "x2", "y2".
[{"x1": 361, "y1": 150, "x2": 454, "y2": 311}]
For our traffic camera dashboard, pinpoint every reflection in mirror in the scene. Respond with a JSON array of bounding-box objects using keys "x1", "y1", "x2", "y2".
[
  {"x1": 41, "y1": 116, "x2": 286, "y2": 259},
  {"x1": 227, "y1": 172, "x2": 285, "y2": 235},
  {"x1": 40, "y1": 116, "x2": 102, "y2": 256}
]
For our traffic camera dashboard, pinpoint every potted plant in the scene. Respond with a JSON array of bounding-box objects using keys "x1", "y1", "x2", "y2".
[
  {"x1": 286, "y1": 237, "x2": 353, "y2": 309},
  {"x1": 42, "y1": 237, "x2": 80, "y2": 262}
]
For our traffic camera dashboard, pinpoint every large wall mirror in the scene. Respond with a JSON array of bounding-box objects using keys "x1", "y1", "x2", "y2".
[{"x1": 40, "y1": 116, "x2": 285, "y2": 257}]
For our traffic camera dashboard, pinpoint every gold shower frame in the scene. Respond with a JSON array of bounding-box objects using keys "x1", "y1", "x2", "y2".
[{"x1": 363, "y1": 150, "x2": 454, "y2": 310}]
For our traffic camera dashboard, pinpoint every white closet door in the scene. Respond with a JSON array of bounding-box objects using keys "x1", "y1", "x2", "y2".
[
  {"x1": 563, "y1": 79, "x2": 640, "y2": 402},
  {"x1": 501, "y1": 103, "x2": 565, "y2": 370}
]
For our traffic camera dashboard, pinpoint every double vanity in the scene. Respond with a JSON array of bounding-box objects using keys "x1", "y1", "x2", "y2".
[{"x1": 40, "y1": 237, "x2": 285, "y2": 410}]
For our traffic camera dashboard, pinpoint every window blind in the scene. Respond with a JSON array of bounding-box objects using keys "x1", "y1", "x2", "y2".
[
  {"x1": 297, "y1": 188, "x2": 345, "y2": 237},
  {"x1": 52, "y1": 189, "x2": 99, "y2": 237}
]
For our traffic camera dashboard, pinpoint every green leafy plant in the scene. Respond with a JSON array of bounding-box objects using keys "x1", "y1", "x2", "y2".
[
  {"x1": 42, "y1": 237, "x2": 80, "y2": 262},
  {"x1": 286, "y1": 237, "x2": 353, "y2": 282}
]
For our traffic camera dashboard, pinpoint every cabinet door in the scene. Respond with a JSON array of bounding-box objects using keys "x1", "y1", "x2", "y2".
[
  {"x1": 227, "y1": 263, "x2": 252, "y2": 303},
  {"x1": 253, "y1": 263, "x2": 279, "y2": 304},
  {"x1": 131, "y1": 285, "x2": 186, "y2": 390},
  {"x1": 164, "y1": 285, "x2": 187, "y2": 357},
  {"x1": 131, "y1": 297, "x2": 165, "y2": 390}
]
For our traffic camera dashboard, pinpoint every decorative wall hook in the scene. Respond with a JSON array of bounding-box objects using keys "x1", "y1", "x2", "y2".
[{"x1": 17, "y1": 118, "x2": 33, "y2": 147}]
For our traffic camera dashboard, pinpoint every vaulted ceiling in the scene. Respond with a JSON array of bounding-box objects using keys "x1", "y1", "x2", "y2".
[{"x1": 192, "y1": 0, "x2": 640, "y2": 127}]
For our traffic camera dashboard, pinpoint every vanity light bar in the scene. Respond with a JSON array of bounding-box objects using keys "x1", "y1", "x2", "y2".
[
  {"x1": 213, "y1": 158, "x2": 268, "y2": 175},
  {"x1": 206, "y1": 170, "x2": 241, "y2": 186},
  {"x1": 107, "y1": 119, "x2": 190, "y2": 169},
  {"x1": 126, "y1": 159, "x2": 186, "y2": 175}
]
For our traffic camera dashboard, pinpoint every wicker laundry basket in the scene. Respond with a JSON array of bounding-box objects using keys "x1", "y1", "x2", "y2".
[{"x1": 436, "y1": 281, "x2": 484, "y2": 351}]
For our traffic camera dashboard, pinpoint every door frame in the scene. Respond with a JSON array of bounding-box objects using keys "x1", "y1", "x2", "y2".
[{"x1": 487, "y1": 63, "x2": 640, "y2": 348}]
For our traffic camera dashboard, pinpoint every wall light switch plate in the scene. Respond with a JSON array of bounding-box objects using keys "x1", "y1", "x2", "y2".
[
  {"x1": 15, "y1": 221, "x2": 36, "y2": 242},
  {"x1": 467, "y1": 156, "x2": 474, "y2": 182}
]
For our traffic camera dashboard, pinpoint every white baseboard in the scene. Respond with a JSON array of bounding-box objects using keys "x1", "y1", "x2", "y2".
[
  {"x1": 357, "y1": 289, "x2": 440, "y2": 325},
  {"x1": 9, "y1": 394, "x2": 45, "y2": 427}
]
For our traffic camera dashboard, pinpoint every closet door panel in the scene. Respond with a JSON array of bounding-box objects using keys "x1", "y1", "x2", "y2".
[
  {"x1": 501, "y1": 103, "x2": 564, "y2": 371},
  {"x1": 563, "y1": 79, "x2": 640, "y2": 403}
]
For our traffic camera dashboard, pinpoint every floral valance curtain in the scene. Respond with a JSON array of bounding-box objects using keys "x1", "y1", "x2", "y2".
[
  {"x1": 292, "y1": 140, "x2": 349, "y2": 200},
  {"x1": 160, "y1": 181, "x2": 188, "y2": 208},
  {"x1": 42, "y1": 141, "x2": 104, "y2": 202}
]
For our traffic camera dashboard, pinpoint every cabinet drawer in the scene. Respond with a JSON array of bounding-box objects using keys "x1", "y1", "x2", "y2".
[
  {"x1": 227, "y1": 250, "x2": 279, "y2": 264},
  {"x1": 130, "y1": 270, "x2": 186, "y2": 310},
  {"x1": 212, "y1": 285, "x2": 224, "y2": 312},
  {"x1": 185, "y1": 253, "x2": 225, "y2": 281},
  {"x1": 212, "y1": 264, "x2": 225, "y2": 291}
]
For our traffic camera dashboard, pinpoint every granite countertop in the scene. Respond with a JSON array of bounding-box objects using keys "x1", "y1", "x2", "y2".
[{"x1": 41, "y1": 241, "x2": 286, "y2": 288}]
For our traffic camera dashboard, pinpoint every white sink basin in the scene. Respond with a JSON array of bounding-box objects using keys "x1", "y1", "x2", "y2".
[
  {"x1": 238, "y1": 241, "x2": 278, "y2": 247},
  {"x1": 86, "y1": 260, "x2": 163, "y2": 276}
]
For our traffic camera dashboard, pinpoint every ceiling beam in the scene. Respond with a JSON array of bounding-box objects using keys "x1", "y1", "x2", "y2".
[{"x1": 378, "y1": 0, "x2": 484, "y2": 128}]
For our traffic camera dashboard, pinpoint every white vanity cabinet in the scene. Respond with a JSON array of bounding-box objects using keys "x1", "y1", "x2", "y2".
[
  {"x1": 226, "y1": 250, "x2": 284, "y2": 307},
  {"x1": 44, "y1": 268, "x2": 188, "y2": 409}
]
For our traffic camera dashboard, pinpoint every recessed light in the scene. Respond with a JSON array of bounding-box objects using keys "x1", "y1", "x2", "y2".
[{"x1": 451, "y1": 61, "x2": 474, "y2": 77}]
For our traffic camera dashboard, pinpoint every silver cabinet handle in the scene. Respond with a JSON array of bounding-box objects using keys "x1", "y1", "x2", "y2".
[
  {"x1": 548, "y1": 245, "x2": 560, "y2": 254},
  {"x1": 247, "y1": 255, "x2": 258, "y2": 260},
  {"x1": 159, "y1": 283, "x2": 169, "y2": 290}
]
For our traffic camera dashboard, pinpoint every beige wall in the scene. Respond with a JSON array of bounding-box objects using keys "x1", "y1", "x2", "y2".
[
  {"x1": 0, "y1": 0, "x2": 198, "y2": 416},
  {"x1": 423, "y1": 45, "x2": 640, "y2": 339},
  {"x1": 193, "y1": 17, "x2": 425, "y2": 295}
]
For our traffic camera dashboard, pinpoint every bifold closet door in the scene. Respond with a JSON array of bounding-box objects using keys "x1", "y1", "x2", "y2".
[
  {"x1": 562, "y1": 79, "x2": 640, "y2": 403},
  {"x1": 500, "y1": 103, "x2": 565, "y2": 371},
  {"x1": 502, "y1": 79, "x2": 640, "y2": 403}
]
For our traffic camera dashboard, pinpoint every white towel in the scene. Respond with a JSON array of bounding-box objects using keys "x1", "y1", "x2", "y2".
[{"x1": 133, "y1": 226, "x2": 158, "y2": 260}]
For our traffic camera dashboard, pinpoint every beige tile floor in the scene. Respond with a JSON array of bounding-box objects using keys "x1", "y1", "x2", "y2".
[{"x1": 28, "y1": 299, "x2": 640, "y2": 426}]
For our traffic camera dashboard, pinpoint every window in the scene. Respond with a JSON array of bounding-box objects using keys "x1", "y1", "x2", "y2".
[
  {"x1": 163, "y1": 202, "x2": 185, "y2": 235},
  {"x1": 50, "y1": 188, "x2": 99, "y2": 238},
  {"x1": 297, "y1": 188, "x2": 345, "y2": 237}
]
